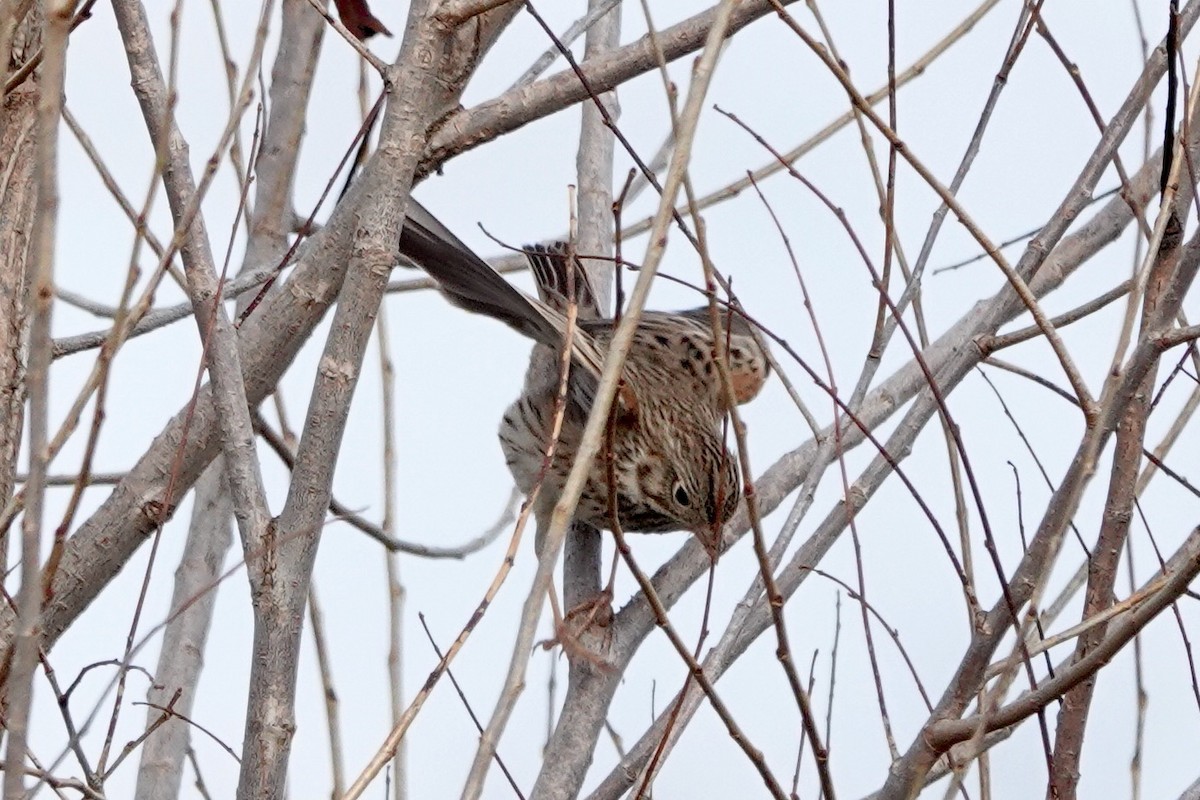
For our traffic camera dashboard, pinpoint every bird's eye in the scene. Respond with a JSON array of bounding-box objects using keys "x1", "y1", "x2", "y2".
[{"x1": 673, "y1": 482, "x2": 691, "y2": 507}]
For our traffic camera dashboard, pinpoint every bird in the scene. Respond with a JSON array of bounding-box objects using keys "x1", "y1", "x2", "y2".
[{"x1": 398, "y1": 198, "x2": 770, "y2": 552}]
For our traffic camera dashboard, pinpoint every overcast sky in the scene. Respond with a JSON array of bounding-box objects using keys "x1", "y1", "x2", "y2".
[{"x1": 29, "y1": 1, "x2": 1200, "y2": 798}]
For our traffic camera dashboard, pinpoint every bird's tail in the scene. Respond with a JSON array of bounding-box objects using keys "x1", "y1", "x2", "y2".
[
  {"x1": 398, "y1": 199, "x2": 604, "y2": 376},
  {"x1": 524, "y1": 242, "x2": 602, "y2": 320},
  {"x1": 398, "y1": 199, "x2": 562, "y2": 347}
]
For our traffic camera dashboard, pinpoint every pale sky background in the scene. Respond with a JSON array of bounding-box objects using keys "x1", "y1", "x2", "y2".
[{"x1": 24, "y1": 1, "x2": 1200, "y2": 798}]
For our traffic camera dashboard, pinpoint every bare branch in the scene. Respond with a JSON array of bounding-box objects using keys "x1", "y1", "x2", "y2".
[
  {"x1": 238, "y1": 3, "x2": 522, "y2": 796},
  {"x1": 111, "y1": 0, "x2": 273, "y2": 558},
  {"x1": 423, "y1": 0, "x2": 801, "y2": 172},
  {"x1": 530, "y1": 1, "x2": 620, "y2": 795},
  {"x1": 4, "y1": 4, "x2": 68, "y2": 797},
  {"x1": 133, "y1": 464, "x2": 233, "y2": 800}
]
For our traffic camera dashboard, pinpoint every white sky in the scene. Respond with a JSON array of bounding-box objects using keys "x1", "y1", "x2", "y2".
[{"x1": 26, "y1": 1, "x2": 1200, "y2": 798}]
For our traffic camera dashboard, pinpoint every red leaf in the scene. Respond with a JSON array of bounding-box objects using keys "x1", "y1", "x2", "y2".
[{"x1": 332, "y1": 0, "x2": 391, "y2": 40}]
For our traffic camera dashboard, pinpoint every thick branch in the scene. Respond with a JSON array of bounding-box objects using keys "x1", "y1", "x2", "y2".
[
  {"x1": 532, "y1": 1, "x2": 620, "y2": 796},
  {"x1": 422, "y1": 0, "x2": 798, "y2": 173},
  {"x1": 133, "y1": 2, "x2": 328, "y2": 797},
  {"x1": 111, "y1": 0, "x2": 272, "y2": 550},
  {"x1": 235, "y1": 2, "x2": 521, "y2": 797},
  {"x1": 1046, "y1": 208, "x2": 1183, "y2": 797}
]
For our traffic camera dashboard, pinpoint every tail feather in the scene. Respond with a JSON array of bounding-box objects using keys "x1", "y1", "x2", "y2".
[
  {"x1": 398, "y1": 200, "x2": 604, "y2": 377},
  {"x1": 524, "y1": 242, "x2": 601, "y2": 319},
  {"x1": 399, "y1": 199, "x2": 559, "y2": 347}
]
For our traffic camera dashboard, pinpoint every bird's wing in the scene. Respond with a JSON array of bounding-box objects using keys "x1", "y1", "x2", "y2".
[
  {"x1": 665, "y1": 308, "x2": 771, "y2": 405},
  {"x1": 583, "y1": 308, "x2": 771, "y2": 407}
]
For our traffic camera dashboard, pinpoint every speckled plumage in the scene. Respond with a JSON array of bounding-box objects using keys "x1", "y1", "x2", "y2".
[
  {"x1": 398, "y1": 203, "x2": 769, "y2": 548},
  {"x1": 498, "y1": 244, "x2": 767, "y2": 546}
]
